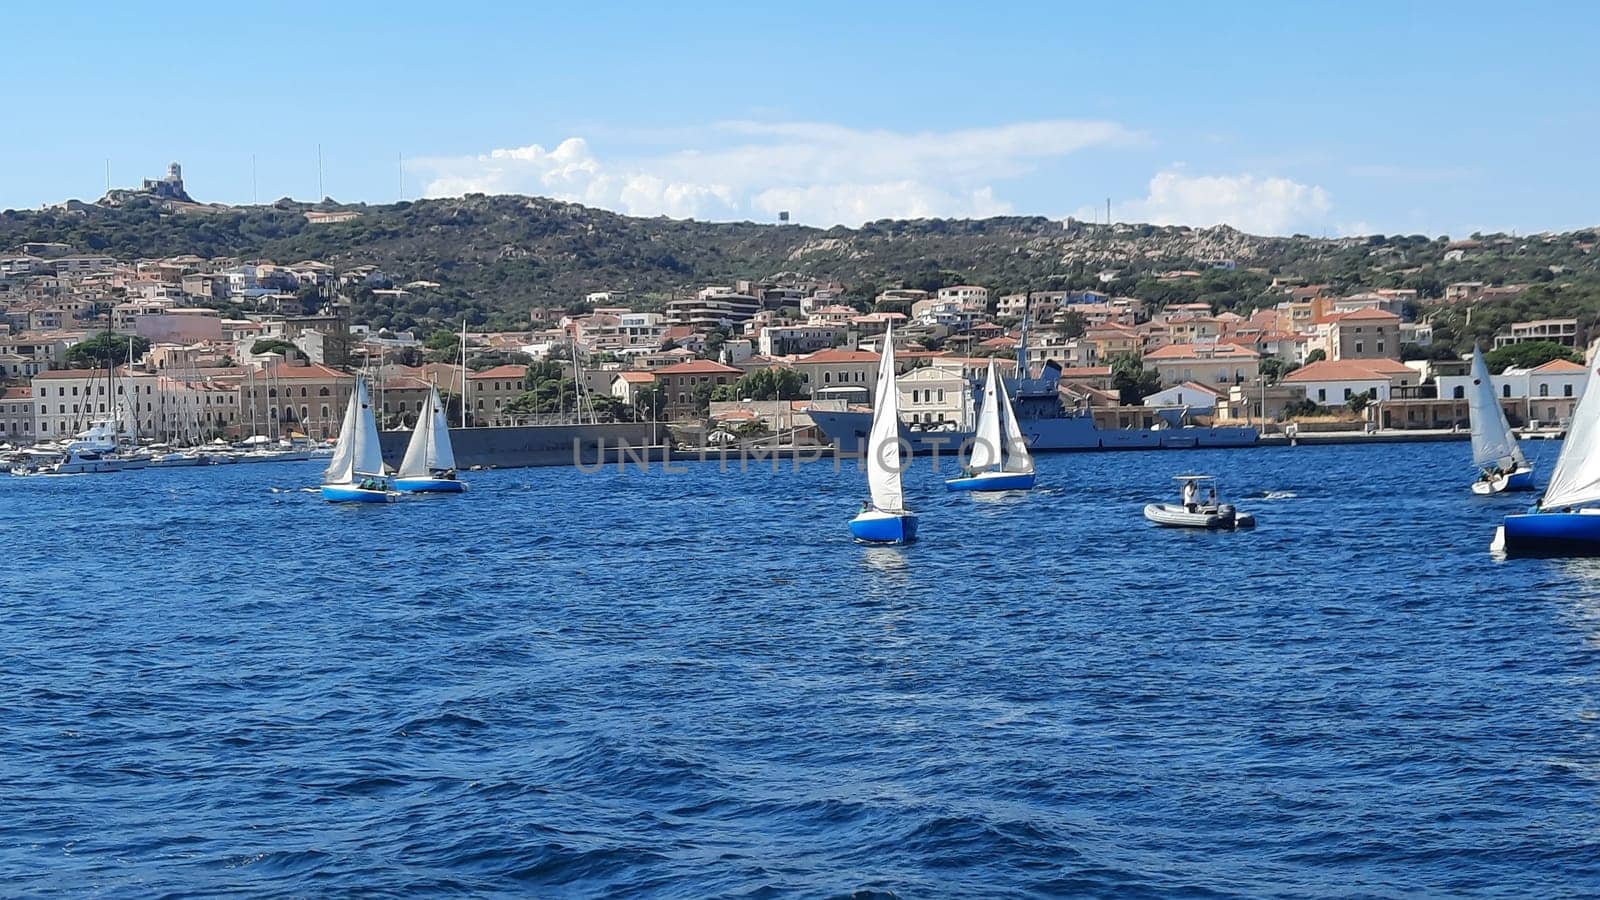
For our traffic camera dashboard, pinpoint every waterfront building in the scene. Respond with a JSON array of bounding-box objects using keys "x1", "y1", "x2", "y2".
[
  {"x1": 653, "y1": 359, "x2": 742, "y2": 419},
  {"x1": 896, "y1": 365, "x2": 966, "y2": 426},
  {"x1": 1143, "y1": 382, "x2": 1221, "y2": 412},
  {"x1": 791, "y1": 348, "x2": 882, "y2": 403},
  {"x1": 0, "y1": 386, "x2": 33, "y2": 444},
  {"x1": 466, "y1": 365, "x2": 530, "y2": 426},
  {"x1": 1281, "y1": 358, "x2": 1417, "y2": 406}
]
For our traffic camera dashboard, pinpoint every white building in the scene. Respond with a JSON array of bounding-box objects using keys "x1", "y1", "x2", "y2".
[
  {"x1": 1280, "y1": 358, "x2": 1417, "y2": 405},
  {"x1": 896, "y1": 365, "x2": 966, "y2": 426},
  {"x1": 1143, "y1": 382, "x2": 1220, "y2": 411},
  {"x1": 936, "y1": 285, "x2": 990, "y2": 314}
]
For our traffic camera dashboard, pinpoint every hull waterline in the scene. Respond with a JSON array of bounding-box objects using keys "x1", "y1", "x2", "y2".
[
  {"x1": 945, "y1": 471, "x2": 1036, "y2": 492},
  {"x1": 321, "y1": 483, "x2": 399, "y2": 503},
  {"x1": 393, "y1": 476, "x2": 468, "y2": 493},
  {"x1": 849, "y1": 510, "x2": 918, "y2": 544},
  {"x1": 1498, "y1": 511, "x2": 1600, "y2": 557}
]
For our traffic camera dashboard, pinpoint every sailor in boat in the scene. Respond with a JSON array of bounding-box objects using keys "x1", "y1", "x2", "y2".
[{"x1": 1182, "y1": 479, "x2": 1199, "y2": 511}]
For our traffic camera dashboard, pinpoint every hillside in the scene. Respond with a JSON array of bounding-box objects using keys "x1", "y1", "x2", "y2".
[{"x1": 4, "y1": 195, "x2": 1599, "y2": 349}]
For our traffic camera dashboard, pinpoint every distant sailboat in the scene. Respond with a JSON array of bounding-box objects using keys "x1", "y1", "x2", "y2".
[
  {"x1": 1467, "y1": 345, "x2": 1535, "y2": 494},
  {"x1": 1494, "y1": 354, "x2": 1600, "y2": 555},
  {"x1": 320, "y1": 378, "x2": 397, "y2": 503},
  {"x1": 848, "y1": 327, "x2": 917, "y2": 544},
  {"x1": 394, "y1": 384, "x2": 466, "y2": 493},
  {"x1": 945, "y1": 359, "x2": 1036, "y2": 491}
]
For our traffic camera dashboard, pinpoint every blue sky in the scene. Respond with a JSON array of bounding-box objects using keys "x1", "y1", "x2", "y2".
[{"x1": 2, "y1": 1, "x2": 1596, "y2": 236}]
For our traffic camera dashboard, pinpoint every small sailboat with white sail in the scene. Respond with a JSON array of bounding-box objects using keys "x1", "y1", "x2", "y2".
[
  {"x1": 945, "y1": 359, "x2": 1035, "y2": 491},
  {"x1": 320, "y1": 378, "x2": 398, "y2": 503},
  {"x1": 1494, "y1": 353, "x2": 1600, "y2": 555},
  {"x1": 1466, "y1": 345, "x2": 1535, "y2": 495},
  {"x1": 394, "y1": 384, "x2": 466, "y2": 493},
  {"x1": 848, "y1": 327, "x2": 917, "y2": 544}
]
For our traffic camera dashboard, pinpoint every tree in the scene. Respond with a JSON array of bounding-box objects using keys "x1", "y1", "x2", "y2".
[
  {"x1": 1259, "y1": 357, "x2": 1297, "y2": 383},
  {"x1": 66, "y1": 332, "x2": 151, "y2": 368},
  {"x1": 424, "y1": 329, "x2": 459, "y2": 352},
  {"x1": 1304, "y1": 349, "x2": 1327, "y2": 365},
  {"x1": 1484, "y1": 340, "x2": 1581, "y2": 374},
  {"x1": 1110, "y1": 353, "x2": 1162, "y2": 405},
  {"x1": 691, "y1": 381, "x2": 716, "y2": 415},
  {"x1": 730, "y1": 367, "x2": 805, "y2": 400},
  {"x1": 1056, "y1": 309, "x2": 1087, "y2": 339},
  {"x1": 250, "y1": 338, "x2": 297, "y2": 356},
  {"x1": 1346, "y1": 390, "x2": 1373, "y2": 413}
]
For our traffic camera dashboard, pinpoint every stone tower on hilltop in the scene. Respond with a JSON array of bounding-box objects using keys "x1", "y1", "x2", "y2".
[{"x1": 140, "y1": 162, "x2": 192, "y2": 202}]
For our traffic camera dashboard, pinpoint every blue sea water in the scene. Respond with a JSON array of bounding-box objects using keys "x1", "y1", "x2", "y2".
[{"x1": 4, "y1": 441, "x2": 1600, "y2": 897}]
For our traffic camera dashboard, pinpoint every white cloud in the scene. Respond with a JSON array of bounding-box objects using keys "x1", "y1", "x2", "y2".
[
  {"x1": 407, "y1": 119, "x2": 1133, "y2": 226},
  {"x1": 1112, "y1": 169, "x2": 1333, "y2": 235}
]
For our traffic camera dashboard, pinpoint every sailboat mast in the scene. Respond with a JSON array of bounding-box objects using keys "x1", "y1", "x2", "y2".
[{"x1": 459, "y1": 319, "x2": 468, "y2": 429}]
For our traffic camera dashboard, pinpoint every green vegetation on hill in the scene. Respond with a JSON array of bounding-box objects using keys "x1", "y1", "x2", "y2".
[{"x1": 5, "y1": 196, "x2": 1600, "y2": 355}]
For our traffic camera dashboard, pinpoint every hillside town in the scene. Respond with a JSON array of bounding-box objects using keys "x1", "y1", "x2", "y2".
[{"x1": 0, "y1": 232, "x2": 1588, "y2": 450}]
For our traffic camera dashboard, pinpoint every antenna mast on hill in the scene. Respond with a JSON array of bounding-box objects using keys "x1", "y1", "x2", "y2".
[
  {"x1": 1106, "y1": 197, "x2": 1111, "y2": 227},
  {"x1": 104, "y1": 159, "x2": 111, "y2": 195}
]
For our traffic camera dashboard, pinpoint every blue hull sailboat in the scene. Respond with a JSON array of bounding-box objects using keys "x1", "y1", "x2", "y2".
[
  {"x1": 320, "y1": 378, "x2": 398, "y2": 503},
  {"x1": 1494, "y1": 353, "x2": 1600, "y2": 555},
  {"x1": 1466, "y1": 345, "x2": 1535, "y2": 495},
  {"x1": 946, "y1": 359, "x2": 1036, "y2": 492},
  {"x1": 849, "y1": 325, "x2": 917, "y2": 544},
  {"x1": 394, "y1": 384, "x2": 467, "y2": 494}
]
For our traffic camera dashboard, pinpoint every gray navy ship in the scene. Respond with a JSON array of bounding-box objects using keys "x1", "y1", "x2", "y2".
[{"x1": 810, "y1": 341, "x2": 1258, "y2": 456}]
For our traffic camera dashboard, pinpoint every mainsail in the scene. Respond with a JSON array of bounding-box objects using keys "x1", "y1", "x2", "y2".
[
  {"x1": 1467, "y1": 346, "x2": 1526, "y2": 470},
  {"x1": 1540, "y1": 356, "x2": 1600, "y2": 509},
  {"x1": 351, "y1": 379, "x2": 386, "y2": 478},
  {"x1": 866, "y1": 327, "x2": 905, "y2": 513},
  {"x1": 399, "y1": 385, "x2": 456, "y2": 477}
]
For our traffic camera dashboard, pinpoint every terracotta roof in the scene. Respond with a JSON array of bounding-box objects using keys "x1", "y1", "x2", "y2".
[
  {"x1": 1335, "y1": 308, "x2": 1402, "y2": 322},
  {"x1": 1143, "y1": 342, "x2": 1259, "y2": 361},
  {"x1": 2, "y1": 387, "x2": 31, "y2": 399},
  {"x1": 796, "y1": 348, "x2": 880, "y2": 364},
  {"x1": 1530, "y1": 358, "x2": 1586, "y2": 374},
  {"x1": 1283, "y1": 359, "x2": 1410, "y2": 383},
  {"x1": 1055, "y1": 365, "x2": 1114, "y2": 377},
  {"x1": 612, "y1": 371, "x2": 657, "y2": 383},
  {"x1": 1175, "y1": 381, "x2": 1223, "y2": 396},
  {"x1": 265, "y1": 363, "x2": 350, "y2": 380},
  {"x1": 653, "y1": 359, "x2": 743, "y2": 375},
  {"x1": 467, "y1": 364, "x2": 530, "y2": 380}
]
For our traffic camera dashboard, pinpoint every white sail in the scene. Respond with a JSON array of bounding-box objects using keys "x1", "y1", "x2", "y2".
[
  {"x1": 865, "y1": 327, "x2": 905, "y2": 513},
  {"x1": 969, "y1": 361, "x2": 1003, "y2": 472},
  {"x1": 322, "y1": 386, "x2": 361, "y2": 484},
  {"x1": 427, "y1": 385, "x2": 456, "y2": 472},
  {"x1": 398, "y1": 385, "x2": 455, "y2": 477},
  {"x1": 398, "y1": 389, "x2": 434, "y2": 478},
  {"x1": 1466, "y1": 346, "x2": 1525, "y2": 469},
  {"x1": 1540, "y1": 356, "x2": 1600, "y2": 509},
  {"x1": 351, "y1": 379, "x2": 386, "y2": 477},
  {"x1": 999, "y1": 369, "x2": 1035, "y2": 474}
]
